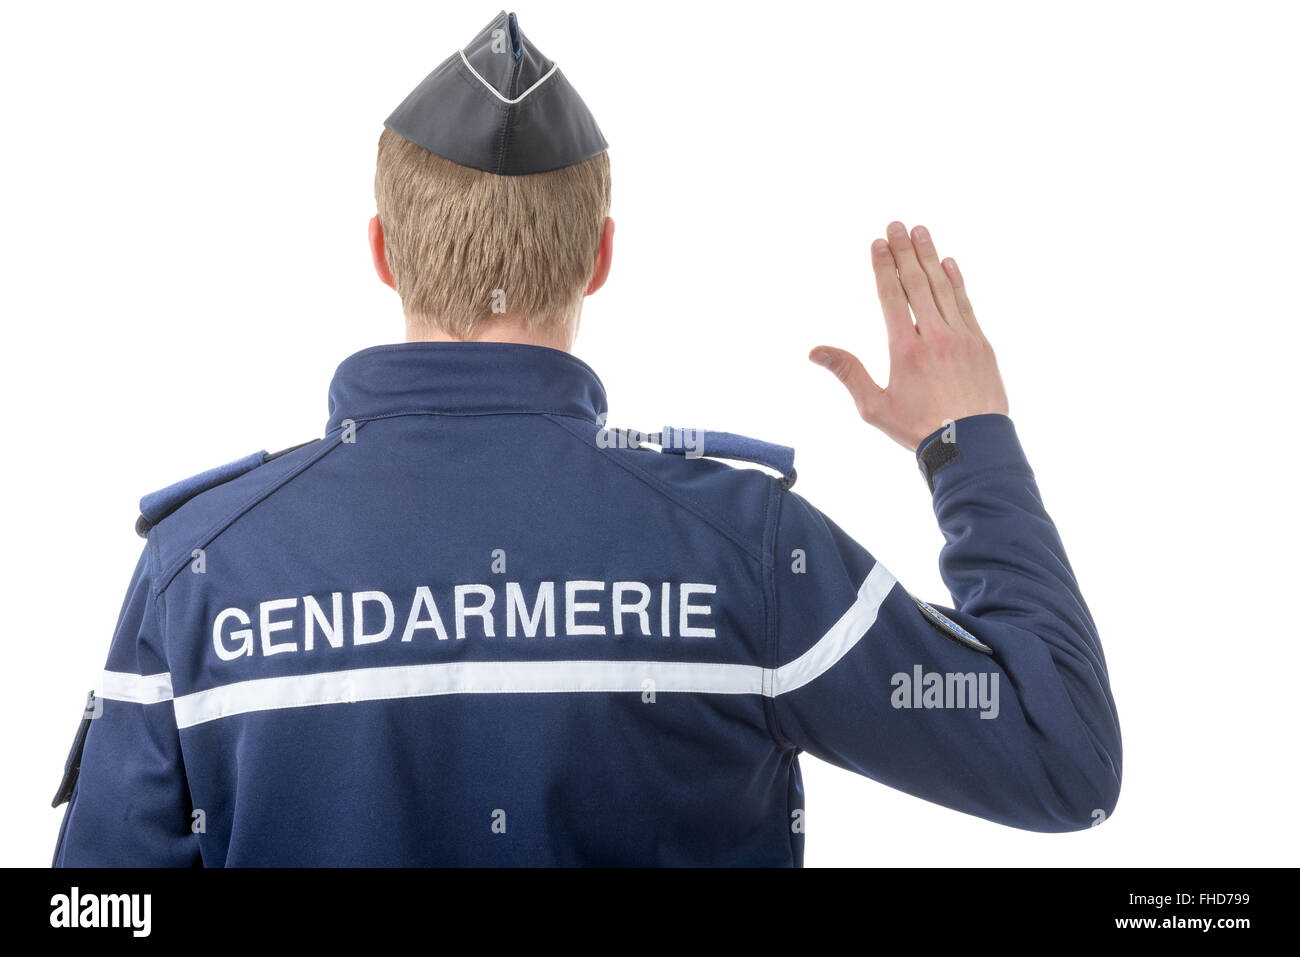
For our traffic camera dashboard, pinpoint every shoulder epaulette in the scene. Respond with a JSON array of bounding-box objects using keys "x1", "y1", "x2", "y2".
[
  {"x1": 615, "y1": 427, "x2": 797, "y2": 489},
  {"x1": 134, "y1": 440, "x2": 315, "y2": 538}
]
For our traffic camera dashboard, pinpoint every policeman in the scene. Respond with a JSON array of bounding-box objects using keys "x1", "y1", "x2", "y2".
[{"x1": 52, "y1": 11, "x2": 1120, "y2": 866}]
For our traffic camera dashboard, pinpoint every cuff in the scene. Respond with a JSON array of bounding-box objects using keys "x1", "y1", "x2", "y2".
[{"x1": 914, "y1": 414, "x2": 1032, "y2": 494}]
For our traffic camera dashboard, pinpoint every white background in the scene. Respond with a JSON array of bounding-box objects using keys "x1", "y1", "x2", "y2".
[{"x1": 2, "y1": 0, "x2": 1296, "y2": 867}]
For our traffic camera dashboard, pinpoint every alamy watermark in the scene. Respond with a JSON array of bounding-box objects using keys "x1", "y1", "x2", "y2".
[
  {"x1": 50, "y1": 887, "x2": 151, "y2": 937},
  {"x1": 891, "y1": 664, "x2": 1000, "y2": 719},
  {"x1": 594, "y1": 414, "x2": 703, "y2": 458}
]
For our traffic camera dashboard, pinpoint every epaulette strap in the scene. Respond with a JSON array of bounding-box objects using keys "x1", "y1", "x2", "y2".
[
  {"x1": 656, "y1": 428, "x2": 797, "y2": 489},
  {"x1": 135, "y1": 450, "x2": 268, "y2": 538}
]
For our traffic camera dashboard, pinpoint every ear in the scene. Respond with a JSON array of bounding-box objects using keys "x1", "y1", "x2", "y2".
[
  {"x1": 585, "y1": 217, "x2": 615, "y2": 296},
  {"x1": 369, "y1": 215, "x2": 396, "y2": 290}
]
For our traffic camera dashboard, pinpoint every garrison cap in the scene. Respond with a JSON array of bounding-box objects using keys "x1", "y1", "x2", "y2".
[{"x1": 384, "y1": 10, "x2": 608, "y2": 175}]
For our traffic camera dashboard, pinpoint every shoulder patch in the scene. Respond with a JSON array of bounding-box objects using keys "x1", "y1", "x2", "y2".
[
  {"x1": 135, "y1": 450, "x2": 269, "y2": 538},
  {"x1": 912, "y1": 597, "x2": 993, "y2": 656},
  {"x1": 640, "y1": 427, "x2": 797, "y2": 488},
  {"x1": 51, "y1": 691, "x2": 96, "y2": 808}
]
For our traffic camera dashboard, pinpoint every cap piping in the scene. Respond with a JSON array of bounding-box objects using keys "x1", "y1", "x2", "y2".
[{"x1": 459, "y1": 50, "x2": 559, "y2": 105}]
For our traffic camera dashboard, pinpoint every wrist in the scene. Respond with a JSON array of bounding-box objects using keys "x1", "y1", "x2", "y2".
[{"x1": 914, "y1": 413, "x2": 1031, "y2": 494}]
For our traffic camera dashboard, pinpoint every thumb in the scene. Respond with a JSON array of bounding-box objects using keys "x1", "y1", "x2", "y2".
[{"x1": 809, "y1": 346, "x2": 889, "y2": 426}]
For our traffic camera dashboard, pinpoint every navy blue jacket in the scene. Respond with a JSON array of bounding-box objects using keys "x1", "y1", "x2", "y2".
[{"x1": 52, "y1": 342, "x2": 1121, "y2": 866}]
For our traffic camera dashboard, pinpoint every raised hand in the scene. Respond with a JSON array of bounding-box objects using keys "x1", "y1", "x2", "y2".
[{"x1": 811, "y1": 222, "x2": 1009, "y2": 451}]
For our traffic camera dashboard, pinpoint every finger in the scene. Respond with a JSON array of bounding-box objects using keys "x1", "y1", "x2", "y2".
[
  {"x1": 942, "y1": 257, "x2": 985, "y2": 338},
  {"x1": 871, "y1": 238, "x2": 915, "y2": 348},
  {"x1": 809, "y1": 346, "x2": 892, "y2": 427},
  {"x1": 886, "y1": 221, "x2": 944, "y2": 332},
  {"x1": 910, "y1": 225, "x2": 962, "y2": 328}
]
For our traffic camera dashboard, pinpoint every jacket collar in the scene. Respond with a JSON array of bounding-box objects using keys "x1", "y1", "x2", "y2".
[{"x1": 325, "y1": 342, "x2": 608, "y2": 432}]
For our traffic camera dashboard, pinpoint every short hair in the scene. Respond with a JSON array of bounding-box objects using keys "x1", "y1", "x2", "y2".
[{"x1": 374, "y1": 128, "x2": 611, "y2": 339}]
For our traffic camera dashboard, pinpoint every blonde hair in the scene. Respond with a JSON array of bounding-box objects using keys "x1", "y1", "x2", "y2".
[{"x1": 374, "y1": 128, "x2": 611, "y2": 339}]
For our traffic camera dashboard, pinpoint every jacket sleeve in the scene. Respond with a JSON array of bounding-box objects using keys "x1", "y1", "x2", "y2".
[
  {"x1": 52, "y1": 541, "x2": 201, "y2": 866},
  {"x1": 768, "y1": 413, "x2": 1121, "y2": 831}
]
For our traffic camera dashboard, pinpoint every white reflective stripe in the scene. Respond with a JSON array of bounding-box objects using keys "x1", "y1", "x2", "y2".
[
  {"x1": 459, "y1": 50, "x2": 559, "y2": 104},
  {"x1": 173, "y1": 659, "x2": 766, "y2": 729},
  {"x1": 159, "y1": 565, "x2": 895, "y2": 728},
  {"x1": 769, "y1": 562, "x2": 897, "y2": 696},
  {"x1": 97, "y1": 670, "x2": 174, "y2": 705}
]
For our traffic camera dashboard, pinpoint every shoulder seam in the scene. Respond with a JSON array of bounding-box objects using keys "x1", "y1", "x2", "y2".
[
  {"x1": 543, "y1": 414, "x2": 770, "y2": 567},
  {"x1": 152, "y1": 429, "x2": 354, "y2": 594},
  {"x1": 763, "y1": 485, "x2": 797, "y2": 750},
  {"x1": 146, "y1": 532, "x2": 170, "y2": 680}
]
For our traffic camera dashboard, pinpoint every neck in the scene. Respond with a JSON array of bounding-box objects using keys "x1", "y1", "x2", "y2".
[{"x1": 405, "y1": 312, "x2": 578, "y2": 352}]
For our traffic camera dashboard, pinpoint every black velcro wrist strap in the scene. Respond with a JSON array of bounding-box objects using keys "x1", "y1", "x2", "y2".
[{"x1": 917, "y1": 434, "x2": 962, "y2": 493}]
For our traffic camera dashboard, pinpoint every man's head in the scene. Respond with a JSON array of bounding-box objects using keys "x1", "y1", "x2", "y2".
[{"x1": 370, "y1": 129, "x2": 612, "y2": 345}]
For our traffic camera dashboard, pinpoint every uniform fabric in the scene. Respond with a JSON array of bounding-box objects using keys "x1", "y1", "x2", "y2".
[{"x1": 53, "y1": 342, "x2": 1121, "y2": 866}]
